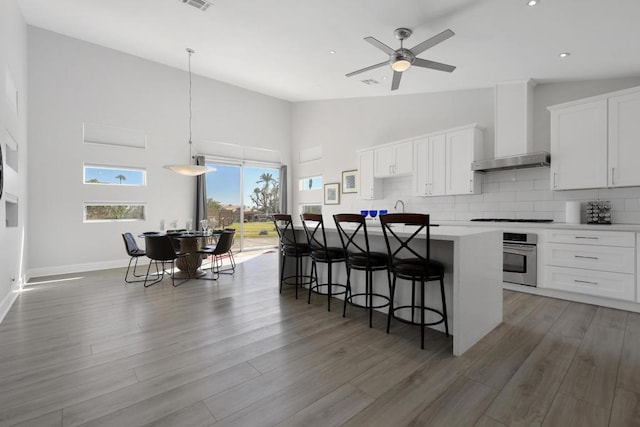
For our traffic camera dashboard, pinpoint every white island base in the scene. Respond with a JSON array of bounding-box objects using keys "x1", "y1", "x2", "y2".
[{"x1": 285, "y1": 225, "x2": 503, "y2": 356}]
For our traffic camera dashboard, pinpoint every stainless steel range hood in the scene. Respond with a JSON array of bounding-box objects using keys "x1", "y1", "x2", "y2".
[{"x1": 471, "y1": 151, "x2": 550, "y2": 172}]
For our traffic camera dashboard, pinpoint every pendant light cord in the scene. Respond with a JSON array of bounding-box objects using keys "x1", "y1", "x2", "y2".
[{"x1": 187, "y1": 48, "x2": 194, "y2": 159}]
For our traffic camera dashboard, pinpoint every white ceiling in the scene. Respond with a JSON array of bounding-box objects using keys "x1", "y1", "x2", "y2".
[{"x1": 16, "y1": 0, "x2": 640, "y2": 102}]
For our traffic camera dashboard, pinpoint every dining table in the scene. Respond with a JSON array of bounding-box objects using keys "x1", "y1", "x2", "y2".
[{"x1": 140, "y1": 230, "x2": 223, "y2": 278}]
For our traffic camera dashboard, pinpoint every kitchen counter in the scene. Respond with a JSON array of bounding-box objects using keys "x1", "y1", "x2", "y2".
[
  {"x1": 433, "y1": 220, "x2": 640, "y2": 232},
  {"x1": 295, "y1": 223, "x2": 503, "y2": 356}
]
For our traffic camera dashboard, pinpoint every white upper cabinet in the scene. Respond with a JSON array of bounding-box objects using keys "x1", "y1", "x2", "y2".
[
  {"x1": 357, "y1": 149, "x2": 382, "y2": 200},
  {"x1": 374, "y1": 140, "x2": 413, "y2": 178},
  {"x1": 548, "y1": 86, "x2": 640, "y2": 190},
  {"x1": 608, "y1": 90, "x2": 640, "y2": 187},
  {"x1": 414, "y1": 124, "x2": 483, "y2": 197},
  {"x1": 414, "y1": 134, "x2": 446, "y2": 196}
]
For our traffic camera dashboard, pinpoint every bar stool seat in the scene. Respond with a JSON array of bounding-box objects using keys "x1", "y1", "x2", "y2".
[
  {"x1": 380, "y1": 213, "x2": 449, "y2": 349},
  {"x1": 273, "y1": 214, "x2": 316, "y2": 299},
  {"x1": 301, "y1": 213, "x2": 347, "y2": 311}
]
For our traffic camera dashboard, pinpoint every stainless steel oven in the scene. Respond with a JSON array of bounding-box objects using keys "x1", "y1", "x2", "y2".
[{"x1": 503, "y1": 232, "x2": 537, "y2": 287}]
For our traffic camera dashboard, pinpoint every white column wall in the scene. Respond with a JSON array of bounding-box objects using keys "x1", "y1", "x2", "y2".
[
  {"x1": 27, "y1": 27, "x2": 292, "y2": 277},
  {"x1": 0, "y1": 0, "x2": 28, "y2": 321}
]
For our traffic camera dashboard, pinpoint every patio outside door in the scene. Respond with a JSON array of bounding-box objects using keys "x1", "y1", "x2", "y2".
[{"x1": 205, "y1": 161, "x2": 281, "y2": 252}]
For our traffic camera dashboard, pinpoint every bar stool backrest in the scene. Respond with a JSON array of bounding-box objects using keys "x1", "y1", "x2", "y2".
[
  {"x1": 300, "y1": 213, "x2": 328, "y2": 254},
  {"x1": 333, "y1": 213, "x2": 374, "y2": 260},
  {"x1": 379, "y1": 213, "x2": 431, "y2": 263},
  {"x1": 273, "y1": 214, "x2": 301, "y2": 247}
]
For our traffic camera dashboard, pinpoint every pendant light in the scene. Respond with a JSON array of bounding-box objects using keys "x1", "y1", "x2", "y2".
[{"x1": 166, "y1": 48, "x2": 214, "y2": 176}]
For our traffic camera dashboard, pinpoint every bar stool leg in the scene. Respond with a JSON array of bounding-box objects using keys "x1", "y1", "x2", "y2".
[
  {"x1": 387, "y1": 275, "x2": 397, "y2": 333},
  {"x1": 308, "y1": 260, "x2": 317, "y2": 304},
  {"x1": 421, "y1": 279, "x2": 426, "y2": 350},
  {"x1": 440, "y1": 277, "x2": 449, "y2": 336},
  {"x1": 327, "y1": 261, "x2": 333, "y2": 312},
  {"x1": 280, "y1": 254, "x2": 286, "y2": 294},
  {"x1": 343, "y1": 267, "x2": 352, "y2": 318},
  {"x1": 368, "y1": 269, "x2": 373, "y2": 328}
]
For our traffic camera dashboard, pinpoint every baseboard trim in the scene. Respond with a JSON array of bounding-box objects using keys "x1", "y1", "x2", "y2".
[
  {"x1": 0, "y1": 280, "x2": 22, "y2": 325},
  {"x1": 28, "y1": 259, "x2": 129, "y2": 279}
]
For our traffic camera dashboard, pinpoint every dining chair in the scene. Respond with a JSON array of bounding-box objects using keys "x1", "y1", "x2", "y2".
[
  {"x1": 121, "y1": 232, "x2": 157, "y2": 284},
  {"x1": 143, "y1": 234, "x2": 193, "y2": 287},
  {"x1": 198, "y1": 229, "x2": 236, "y2": 279}
]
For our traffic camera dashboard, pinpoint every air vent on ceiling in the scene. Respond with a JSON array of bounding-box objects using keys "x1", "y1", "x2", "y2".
[
  {"x1": 361, "y1": 79, "x2": 380, "y2": 85},
  {"x1": 182, "y1": 0, "x2": 212, "y2": 11}
]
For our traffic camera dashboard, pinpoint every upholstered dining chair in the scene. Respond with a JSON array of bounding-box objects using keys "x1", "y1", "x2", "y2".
[
  {"x1": 122, "y1": 232, "x2": 155, "y2": 284},
  {"x1": 143, "y1": 234, "x2": 193, "y2": 287},
  {"x1": 198, "y1": 229, "x2": 237, "y2": 279}
]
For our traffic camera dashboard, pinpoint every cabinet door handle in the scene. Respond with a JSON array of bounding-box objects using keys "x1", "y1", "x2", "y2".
[
  {"x1": 553, "y1": 172, "x2": 557, "y2": 189},
  {"x1": 424, "y1": 183, "x2": 428, "y2": 195},
  {"x1": 393, "y1": 165, "x2": 396, "y2": 174},
  {"x1": 469, "y1": 179, "x2": 473, "y2": 193},
  {"x1": 575, "y1": 236, "x2": 599, "y2": 240},
  {"x1": 611, "y1": 167, "x2": 616, "y2": 185},
  {"x1": 574, "y1": 279, "x2": 598, "y2": 285},
  {"x1": 574, "y1": 255, "x2": 599, "y2": 260}
]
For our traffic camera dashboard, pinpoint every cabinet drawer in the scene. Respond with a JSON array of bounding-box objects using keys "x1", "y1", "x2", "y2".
[
  {"x1": 546, "y1": 230, "x2": 635, "y2": 247},
  {"x1": 546, "y1": 243, "x2": 635, "y2": 274},
  {"x1": 545, "y1": 266, "x2": 635, "y2": 301}
]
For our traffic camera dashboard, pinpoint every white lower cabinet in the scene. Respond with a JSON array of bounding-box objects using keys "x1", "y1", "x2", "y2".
[{"x1": 545, "y1": 230, "x2": 636, "y2": 301}]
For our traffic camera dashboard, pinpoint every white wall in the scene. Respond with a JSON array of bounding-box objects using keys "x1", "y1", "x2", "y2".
[
  {"x1": 0, "y1": 0, "x2": 28, "y2": 321},
  {"x1": 291, "y1": 77, "x2": 640, "y2": 224},
  {"x1": 27, "y1": 27, "x2": 291, "y2": 277}
]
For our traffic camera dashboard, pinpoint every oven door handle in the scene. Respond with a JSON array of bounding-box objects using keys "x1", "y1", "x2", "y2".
[{"x1": 504, "y1": 244, "x2": 536, "y2": 253}]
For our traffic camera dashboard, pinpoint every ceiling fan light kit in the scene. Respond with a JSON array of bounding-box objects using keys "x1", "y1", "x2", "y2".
[
  {"x1": 166, "y1": 48, "x2": 215, "y2": 177},
  {"x1": 346, "y1": 27, "x2": 456, "y2": 91}
]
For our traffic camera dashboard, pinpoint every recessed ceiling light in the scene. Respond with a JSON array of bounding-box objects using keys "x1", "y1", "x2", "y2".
[
  {"x1": 527, "y1": 0, "x2": 539, "y2": 6},
  {"x1": 559, "y1": 52, "x2": 571, "y2": 58},
  {"x1": 329, "y1": 50, "x2": 336, "y2": 54}
]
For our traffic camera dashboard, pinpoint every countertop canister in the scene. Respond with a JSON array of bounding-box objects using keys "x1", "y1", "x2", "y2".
[{"x1": 566, "y1": 201, "x2": 581, "y2": 224}]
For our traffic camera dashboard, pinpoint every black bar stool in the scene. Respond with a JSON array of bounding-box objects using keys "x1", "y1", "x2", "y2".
[
  {"x1": 300, "y1": 213, "x2": 347, "y2": 311},
  {"x1": 273, "y1": 214, "x2": 316, "y2": 299},
  {"x1": 333, "y1": 213, "x2": 391, "y2": 328},
  {"x1": 379, "y1": 213, "x2": 449, "y2": 349}
]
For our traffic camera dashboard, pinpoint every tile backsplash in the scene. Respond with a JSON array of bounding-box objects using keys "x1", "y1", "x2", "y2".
[{"x1": 367, "y1": 167, "x2": 640, "y2": 224}]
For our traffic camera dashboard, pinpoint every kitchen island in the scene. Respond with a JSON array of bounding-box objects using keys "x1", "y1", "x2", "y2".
[{"x1": 287, "y1": 223, "x2": 503, "y2": 356}]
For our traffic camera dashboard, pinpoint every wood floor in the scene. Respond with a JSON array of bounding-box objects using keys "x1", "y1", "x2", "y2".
[{"x1": 1, "y1": 252, "x2": 639, "y2": 426}]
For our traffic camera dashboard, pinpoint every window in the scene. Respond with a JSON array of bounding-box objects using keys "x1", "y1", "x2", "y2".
[
  {"x1": 84, "y1": 203, "x2": 146, "y2": 222},
  {"x1": 298, "y1": 175, "x2": 322, "y2": 191},
  {"x1": 84, "y1": 164, "x2": 146, "y2": 186}
]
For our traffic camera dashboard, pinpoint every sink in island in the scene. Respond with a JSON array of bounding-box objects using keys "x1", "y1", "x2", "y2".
[{"x1": 285, "y1": 223, "x2": 503, "y2": 356}]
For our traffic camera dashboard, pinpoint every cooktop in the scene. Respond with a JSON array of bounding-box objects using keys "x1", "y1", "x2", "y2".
[{"x1": 470, "y1": 218, "x2": 554, "y2": 223}]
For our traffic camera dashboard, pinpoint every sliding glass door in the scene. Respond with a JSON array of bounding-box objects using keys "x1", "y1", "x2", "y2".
[{"x1": 205, "y1": 160, "x2": 280, "y2": 252}]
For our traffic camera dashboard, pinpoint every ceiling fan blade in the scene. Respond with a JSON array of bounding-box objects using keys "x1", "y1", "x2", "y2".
[
  {"x1": 391, "y1": 71, "x2": 402, "y2": 91},
  {"x1": 413, "y1": 58, "x2": 456, "y2": 73},
  {"x1": 364, "y1": 36, "x2": 396, "y2": 55},
  {"x1": 345, "y1": 60, "x2": 389, "y2": 77},
  {"x1": 410, "y1": 29, "x2": 455, "y2": 55}
]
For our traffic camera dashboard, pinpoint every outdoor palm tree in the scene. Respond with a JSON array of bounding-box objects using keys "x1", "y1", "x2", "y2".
[{"x1": 115, "y1": 174, "x2": 126, "y2": 184}]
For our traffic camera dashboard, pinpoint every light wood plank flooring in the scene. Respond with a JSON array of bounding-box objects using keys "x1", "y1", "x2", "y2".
[{"x1": 1, "y1": 252, "x2": 639, "y2": 426}]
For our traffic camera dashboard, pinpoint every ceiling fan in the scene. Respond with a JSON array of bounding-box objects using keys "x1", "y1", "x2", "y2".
[{"x1": 346, "y1": 28, "x2": 456, "y2": 91}]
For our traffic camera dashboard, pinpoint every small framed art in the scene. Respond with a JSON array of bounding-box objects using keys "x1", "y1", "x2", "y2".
[
  {"x1": 342, "y1": 169, "x2": 358, "y2": 194},
  {"x1": 324, "y1": 183, "x2": 340, "y2": 205}
]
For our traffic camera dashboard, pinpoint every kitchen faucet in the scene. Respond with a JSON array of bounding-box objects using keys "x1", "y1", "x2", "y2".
[{"x1": 394, "y1": 199, "x2": 405, "y2": 213}]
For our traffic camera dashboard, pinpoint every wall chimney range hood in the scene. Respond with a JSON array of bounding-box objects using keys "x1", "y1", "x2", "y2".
[{"x1": 471, "y1": 151, "x2": 550, "y2": 172}]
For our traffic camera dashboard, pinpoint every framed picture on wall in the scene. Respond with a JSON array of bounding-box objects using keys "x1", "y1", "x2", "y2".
[
  {"x1": 324, "y1": 183, "x2": 340, "y2": 205},
  {"x1": 342, "y1": 169, "x2": 358, "y2": 194}
]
